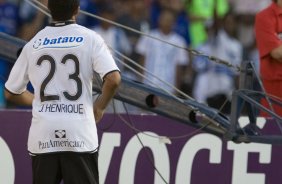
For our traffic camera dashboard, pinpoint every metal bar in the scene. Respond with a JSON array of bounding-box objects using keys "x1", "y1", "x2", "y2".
[
  {"x1": 238, "y1": 92, "x2": 282, "y2": 121},
  {"x1": 236, "y1": 135, "x2": 282, "y2": 145},
  {"x1": 0, "y1": 32, "x2": 230, "y2": 137},
  {"x1": 228, "y1": 91, "x2": 241, "y2": 139},
  {"x1": 240, "y1": 90, "x2": 282, "y2": 107}
]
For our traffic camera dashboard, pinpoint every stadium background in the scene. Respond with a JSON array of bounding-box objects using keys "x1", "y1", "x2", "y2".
[{"x1": 1, "y1": 0, "x2": 281, "y2": 184}]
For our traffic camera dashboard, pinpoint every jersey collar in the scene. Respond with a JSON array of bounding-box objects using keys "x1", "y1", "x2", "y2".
[{"x1": 49, "y1": 20, "x2": 76, "y2": 27}]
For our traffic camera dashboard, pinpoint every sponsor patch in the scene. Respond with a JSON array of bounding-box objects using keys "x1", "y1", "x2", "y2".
[{"x1": 33, "y1": 36, "x2": 84, "y2": 50}]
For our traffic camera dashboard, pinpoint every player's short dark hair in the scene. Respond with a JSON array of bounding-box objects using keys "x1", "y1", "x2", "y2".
[{"x1": 48, "y1": 0, "x2": 80, "y2": 21}]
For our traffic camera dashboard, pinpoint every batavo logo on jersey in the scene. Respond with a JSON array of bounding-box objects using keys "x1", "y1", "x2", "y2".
[{"x1": 33, "y1": 36, "x2": 84, "y2": 50}]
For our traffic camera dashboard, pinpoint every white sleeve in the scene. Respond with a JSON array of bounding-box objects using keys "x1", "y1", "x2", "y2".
[
  {"x1": 92, "y1": 34, "x2": 120, "y2": 79},
  {"x1": 5, "y1": 45, "x2": 29, "y2": 94},
  {"x1": 119, "y1": 29, "x2": 132, "y2": 55},
  {"x1": 135, "y1": 35, "x2": 147, "y2": 56},
  {"x1": 234, "y1": 43, "x2": 243, "y2": 66},
  {"x1": 175, "y1": 36, "x2": 189, "y2": 65}
]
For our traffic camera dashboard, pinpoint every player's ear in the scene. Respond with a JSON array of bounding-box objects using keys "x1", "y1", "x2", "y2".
[{"x1": 74, "y1": 6, "x2": 80, "y2": 16}]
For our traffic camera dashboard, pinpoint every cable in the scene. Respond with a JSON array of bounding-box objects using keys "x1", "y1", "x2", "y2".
[
  {"x1": 240, "y1": 89, "x2": 282, "y2": 104},
  {"x1": 26, "y1": 0, "x2": 244, "y2": 120},
  {"x1": 80, "y1": 10, "x2": 242, "y2": 72},
  {"x1": 120, "y1": 102, "x2": 169, "y2": 184},
  {"x1": 87, "y1": 66, "x2": 170, "y2": 182},
  {"x1": 249, "y1": 61, "x2": 282, "y2": 133},
  {"x1": 117, "y1": 95, "x2": 230, "y2": 140},
  {"x1": 26, "y1": 0, "x2": 244, "y2": 124},
  {"x1": 25, "y1": 0, "x2": 237, "y2": 127},
  {"x1": 24, "y1": 0, "x2": 51, "y2": 18},
  {"x1": 113, "y1": 56, "x2": 181, "y2": 100},
  {"x1": 27, "y1": 0, "x2": 242, "y2": 73},
  {"x1": 26, "y1": 0, "x2": 250, "y2": 134},
  {"x1": 117, "y1": 108, "x2": 208, "y2": 140},
  {"x1": 111, "y1": 47, "x2": 195, "y2": 101},
  {"x1": 22, "y1": 0, "x2": 244, "y2": 177},
  {"x1": 116, "y1": 98, "x2": 229, "y2": 183},
  {"x1": 101, "y1": 84, "x2": 170, "y2": 184},
  {"x1": 28, "y1": 0, "x2": 194, "y2": 102},
  {"x1": 26, "y1": 0, "x2": 232, "y2": 130},
  {"x1": 113, "y1": 55, "x2": 227, "y2": 132}
]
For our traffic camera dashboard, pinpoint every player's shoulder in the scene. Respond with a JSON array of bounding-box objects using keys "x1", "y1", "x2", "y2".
[
  {"x1": 24, "y1": 28, "x2": 47, "y2": 50},
  {"x1": 28, "y1": 26, "x2": 49, "y2": 43},
  {"x1": 141, "y1": 29, "x2": 159, "y2": 42},
  {"x1": 150, "y1": 29, "x2": 160, "y2": 36},
  {"x1": 73, "y1": 24, "x2": 93, "y2": 33},
  {"x1": 171, "y1": 32, "x2": 186, "y2": 45},
  {"x1": 75, "y1": 24, "x2": 104, "y2": 43},
  {"x1": 256, "y1": 3, "x2": 274, "y2": 18},
  {"x1": 255, "y1": 4, "x2": 277, "y2": 28},
  {"x1": 66, "y1": 24, "x2": 93, "y2": 39}
]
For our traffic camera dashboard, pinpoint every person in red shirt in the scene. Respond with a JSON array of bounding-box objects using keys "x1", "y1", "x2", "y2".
[{"x1": 255, "y1": 0, "x2": 282, "y2": 117}]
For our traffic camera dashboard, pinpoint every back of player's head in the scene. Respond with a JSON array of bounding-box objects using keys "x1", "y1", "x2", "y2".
[{"x1": 48, "y1": 0, "x2": 80, "y2": 21}]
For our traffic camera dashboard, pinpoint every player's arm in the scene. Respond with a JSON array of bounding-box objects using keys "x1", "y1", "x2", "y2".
[
  {"x1": 255, "y1": 13, "x2": 282, "y2": 62},
  {"x1": 4, "y1": 89, "x2": 34, "y2": 106},
  {"x1": 5, "y1": 44, "x2": 31, "y2": 106},
  {"x1": 94, "y1": 71, "x2": 121, "y2": 123},
  {"x1": 270, "y1": 45, "x2": 282, "y2": 61}
]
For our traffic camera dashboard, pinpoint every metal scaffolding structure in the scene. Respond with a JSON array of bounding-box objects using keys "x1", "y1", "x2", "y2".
[{"x1": 1, "y1": 32, "x2": 282, "y2": 144}]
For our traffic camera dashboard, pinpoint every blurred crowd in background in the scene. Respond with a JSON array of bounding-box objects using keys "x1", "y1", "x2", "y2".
[{"x1": 0, "y1": 0, "x2": 272, "y2": 114}]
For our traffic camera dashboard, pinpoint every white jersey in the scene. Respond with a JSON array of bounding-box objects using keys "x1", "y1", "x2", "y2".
[
  {"x1": 5, "y1": 23, "x2": 119, "y2": 154},
  {"x1": 136, "y1": 30, "x2": 188, "y2": 93}
]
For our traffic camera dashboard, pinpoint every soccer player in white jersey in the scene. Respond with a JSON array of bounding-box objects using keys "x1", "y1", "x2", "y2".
[
  {"x1": 136, "y1": 10, "x2": 188, "y2": 94},
  {"x1": 4, "y1": 0, "x2": 121, "y2": 183}
]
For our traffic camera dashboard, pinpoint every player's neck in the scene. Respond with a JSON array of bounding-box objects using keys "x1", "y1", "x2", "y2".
[
  {"x1": 51, "y1": 15, "x2": 76, "y2": 24},
  {"x1": 51, "y1": 16, "x2": 76, "y2": 27},
  {"x1": 50, "y1": 19, "x2": 76, "y2": 27}
]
